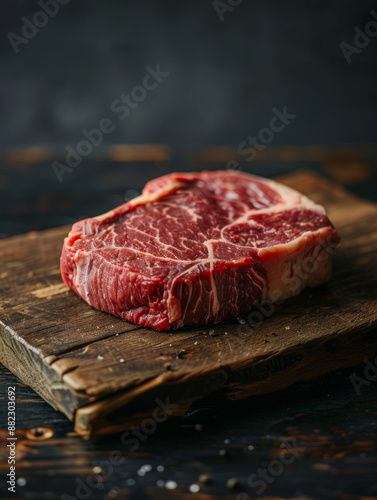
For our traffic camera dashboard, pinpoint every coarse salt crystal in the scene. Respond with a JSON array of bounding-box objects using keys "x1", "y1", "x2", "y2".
[{"x1": 165, "y1": 480, "x2": 177, "y2": 490}]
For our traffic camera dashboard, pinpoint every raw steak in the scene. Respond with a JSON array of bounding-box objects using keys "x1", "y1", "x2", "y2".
[{"x1": 61, "y1": 170, "x2": 340, "y2": 331}]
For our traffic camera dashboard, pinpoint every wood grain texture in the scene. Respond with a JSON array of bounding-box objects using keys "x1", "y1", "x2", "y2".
[{"x1": 1, "y1": 171, "x2": 377, "y2": 438}]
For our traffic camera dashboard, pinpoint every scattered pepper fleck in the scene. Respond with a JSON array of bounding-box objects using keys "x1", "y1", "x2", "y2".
[
  {"x1": 199, "y1": 474, "x2": 212, "y2": 485},
  {"x1": 226, "y1": 478, "x2": 240, "y2": 490}
]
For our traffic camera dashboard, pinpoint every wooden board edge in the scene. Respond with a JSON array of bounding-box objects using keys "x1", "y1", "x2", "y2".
[
  {"x1": 0, "y1": 321, "x2": 87, "y2": 420},
  {"x1": 73, "y1": 321, "x2": 377, "y2": 438}
]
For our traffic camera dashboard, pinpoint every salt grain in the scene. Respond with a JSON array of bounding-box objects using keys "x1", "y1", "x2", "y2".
[
  {"x1": 189, "y1": 484, "x2": 200, "y2": 493},
  {"x1": 139, "y1": 464, "x2": 152, "y2": 473},
  {"x1": 97, "y1": 356, "x2": 104, "y2": 360},
  {"x1": 165, "y1": 480, "x2": 177, "y2": 490},
  {"x1": 120, "y1": 359, "x2": 125, "y2": 363}
]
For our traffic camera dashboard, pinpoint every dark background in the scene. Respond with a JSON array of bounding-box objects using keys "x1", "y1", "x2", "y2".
[{"x1": 1, "y1": 0, "x2": 377, "y2": 148}]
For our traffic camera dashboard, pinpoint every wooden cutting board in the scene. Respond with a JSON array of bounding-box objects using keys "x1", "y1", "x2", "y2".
[{"x1": 1, "y1": 171, "x2": 377, "y2": 439}]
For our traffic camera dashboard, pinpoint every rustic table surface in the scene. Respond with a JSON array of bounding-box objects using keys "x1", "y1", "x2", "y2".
[{"x1": 1, "y1": 146, "x2": 377, "y2": 499}]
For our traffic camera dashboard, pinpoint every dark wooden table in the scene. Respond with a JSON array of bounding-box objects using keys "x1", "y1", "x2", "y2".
[
  {"x1": 1, "y1": 146, "x2": 377, "y2": 499},
  {"x1": 1, "y1": 362, "x2": 377, "y2": 499}
]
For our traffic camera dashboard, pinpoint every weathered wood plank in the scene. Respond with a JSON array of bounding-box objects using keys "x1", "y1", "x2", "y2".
[{"x1": 1, "y1": 171, "x2": 377, "y2": 438}]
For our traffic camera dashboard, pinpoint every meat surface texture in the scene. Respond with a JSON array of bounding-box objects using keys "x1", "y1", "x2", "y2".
[{"x1": 60, "y1": 170, "x2": 340, "y2": 331}]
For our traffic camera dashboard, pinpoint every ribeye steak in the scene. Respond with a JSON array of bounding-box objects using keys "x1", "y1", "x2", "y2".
[{"x1": 61, "y1": 170, "x2": 340, "y2": 330}]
